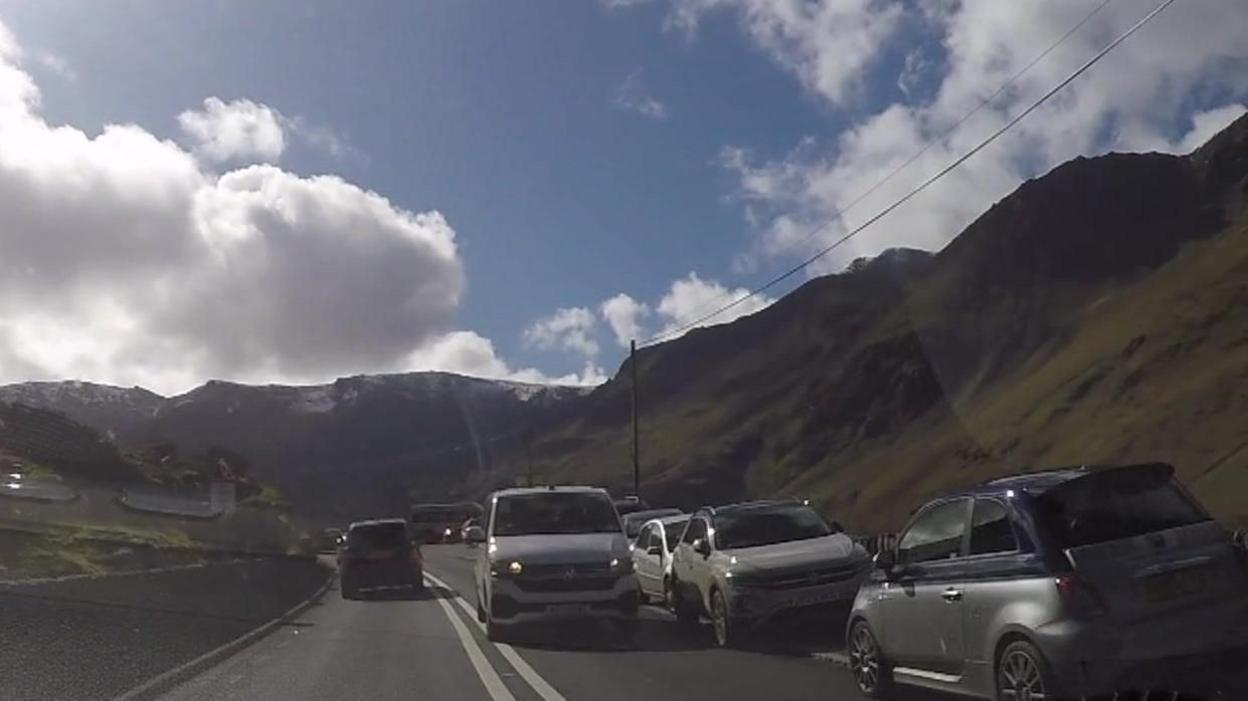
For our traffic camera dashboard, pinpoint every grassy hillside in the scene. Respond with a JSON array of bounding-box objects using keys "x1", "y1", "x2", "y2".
[
  {"x1": 0, "y1": 403, "x2": 141, "y2": 482},
  {"x1": 479, "y1": 114, "x2": 1248, "y2": 533}
]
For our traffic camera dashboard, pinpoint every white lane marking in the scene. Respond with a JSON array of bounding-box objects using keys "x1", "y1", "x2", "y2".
[
  {"x1": 430, "y1": 582, "x2": 517, "y2": 701},
  {"x1": 812, "y1": 651, "x2": 850, "y2": 666},
  {"x1": 424, "y1": 571, "x2": 568, "y2": 701}
]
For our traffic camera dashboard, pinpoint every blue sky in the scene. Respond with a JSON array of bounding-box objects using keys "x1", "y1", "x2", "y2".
[{"x1": 0, "y1": 1, "x2": 1244, "y2": 392}]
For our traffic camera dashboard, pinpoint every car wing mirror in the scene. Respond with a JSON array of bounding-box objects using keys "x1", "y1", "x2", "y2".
[
  {"x1": 874, "y1": 534, "x2": 898, "y2": 575},
  {"x1": 692, "y1": 538, "x2": 711, "y2": 557},
  {"x1": 464, "y1": 526, "x2": 485, "y2": 544}
]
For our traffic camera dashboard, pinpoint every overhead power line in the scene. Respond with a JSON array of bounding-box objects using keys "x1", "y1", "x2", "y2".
[
  {"x1": 641, "y1": 0, "x2": 1177, "y2": 348},
  {"x1": 639, "y1": 0, "x2": 1113, "y2": 343},
  {"x1": 775, "y1": 0, "x2": 1114, "y2": 260}
]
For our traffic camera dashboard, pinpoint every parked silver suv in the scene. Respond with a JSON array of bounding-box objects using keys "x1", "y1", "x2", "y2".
[{"x1": 847, "y1": 463, "x2": 1248, "y2": 700}]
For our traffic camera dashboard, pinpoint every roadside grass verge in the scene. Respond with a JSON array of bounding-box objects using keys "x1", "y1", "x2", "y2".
[{"x1": 0, "y1": 524, "x2": 207, "y2": 580}]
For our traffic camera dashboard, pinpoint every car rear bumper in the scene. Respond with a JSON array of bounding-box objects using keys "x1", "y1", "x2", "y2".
[
  {"x1": 1036, "y1": 595, "x2": 1248, "y2": 696},
  {"x1": 489, "y1": 575, "x2": 639, "y2": 623},
  {"x1": 341, "y1": 561, "x2": 423, "y2": 589}
]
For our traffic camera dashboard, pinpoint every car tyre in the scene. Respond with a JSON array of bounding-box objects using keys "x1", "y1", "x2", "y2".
[
  {"x1": 848, "y1": 620, "x2": 892, "y2": 699},
  {"x1": 995, "y1": 640, "x2": 1058, "y2": 701},
  {"x1": 486, "y1": 617, "x2": 508, "y2": 643},
  {"x1": 710, "y1": 589, "x2": 740, "y2": 648},
  {"x1": 671, "y1": 578, "x2": 699, "y2": 626}
]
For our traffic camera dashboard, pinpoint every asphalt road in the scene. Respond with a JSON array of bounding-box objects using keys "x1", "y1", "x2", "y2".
[
  {"x1": 157, "y1": 545, "x2": 945, "y2": 701},
  {"x1": 0, "y1": 557, "x2": 328, "y2": 701}
]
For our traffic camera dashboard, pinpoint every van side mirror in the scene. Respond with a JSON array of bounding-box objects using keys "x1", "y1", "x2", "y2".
[
  {"x1": 692, "y1": 538, "x2": 711, "y2": 558},
  {"x1": 464, "y1": 526, "x2": 485, "y2": 544}
]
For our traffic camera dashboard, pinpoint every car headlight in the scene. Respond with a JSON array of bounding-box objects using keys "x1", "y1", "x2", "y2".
[
  {"x1": 610, "y1": 557, "x2": 634, "y2": 575},
  {"x1": 489, "y1": 560, "x2": 524, "y2": 577}
]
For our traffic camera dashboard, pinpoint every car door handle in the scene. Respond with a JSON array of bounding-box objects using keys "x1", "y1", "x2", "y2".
[{"x1": 942, "y1": 588, "x2": 962, "y2": 602}]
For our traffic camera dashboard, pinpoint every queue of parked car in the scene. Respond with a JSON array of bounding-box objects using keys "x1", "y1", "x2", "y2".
[{"x1": 340, "y1": 462, "x2": 1248, "y2": 700}]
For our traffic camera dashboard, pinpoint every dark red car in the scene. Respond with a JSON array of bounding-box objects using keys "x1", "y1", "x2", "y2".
[{"x1": 339, "y1": 519, "x2": 423, "y2": 599}]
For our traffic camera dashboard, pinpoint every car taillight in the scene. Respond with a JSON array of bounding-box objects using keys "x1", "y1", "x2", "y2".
[{"x1": 1055, "y1": 573, "x2": 1107, "y2": 617}]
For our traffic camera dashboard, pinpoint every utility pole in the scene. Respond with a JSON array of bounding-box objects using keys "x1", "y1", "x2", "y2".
[{"x1": 630, "y1": 339, "x2": 640, "y2": 498}]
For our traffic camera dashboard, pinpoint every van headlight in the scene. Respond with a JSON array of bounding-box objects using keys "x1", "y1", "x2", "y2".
[{"x1": 610, "y1": 557, "x2": 634, "y2": 575}]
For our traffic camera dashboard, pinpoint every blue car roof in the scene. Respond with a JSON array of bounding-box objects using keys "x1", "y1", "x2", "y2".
[{"x1": 955, "y1": 463, "x2": 1174, "y2": 499}]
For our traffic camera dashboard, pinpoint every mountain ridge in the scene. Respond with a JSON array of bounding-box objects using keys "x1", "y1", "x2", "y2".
[{"x1": 5, "y1": 114, "x2": 1248, "y2": 528}]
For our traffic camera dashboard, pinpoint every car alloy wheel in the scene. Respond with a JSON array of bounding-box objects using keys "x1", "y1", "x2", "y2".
[
  {"x1": 997, "y1": 642, "x2": 1050, "y2": 701},
  {"x1": 711, "y1": 590, "x2": 734, "y2": 647},
  {"x1": 848, "y1": 621, "x2": 890, "y2": 698}
]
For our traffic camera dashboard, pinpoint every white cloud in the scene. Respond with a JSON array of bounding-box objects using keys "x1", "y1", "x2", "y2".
[
  {"x1": 669, "y1": 0, "x2": 904, "y2": 106},
  {"x1": 896, "y1": 48, "x2": 929, "y2": 99},
  {"x1": 178, "y1": 97, "x2": 287, "y2": 164},
  {"x1": 599, "y1": 293, "x2": 651, "y2": 347},
  {"x1": 34, "y1": 52, "x2": 75, "y2": 82},
  {"x1": 1175, "y1": 104, "x2": 1247, "y2": 154},
  {"x1": 611, "y1": 70, "x2": 668, "y2": 120},
  {"x1": 0, "y1": 22, "x2": 484, "y2": 395},
  {"x1": 523, "y1": 307, "x2": 600, "y2": 357},
  {"x1": 404, "y1": 331, "x2": 606, "y2": 386},
  {"x1": 656, "y1": 272, "x2": 773, "y2": 338},
  {"x1": 706, "y1": 1, "x2": 1248, "y2": 274}
]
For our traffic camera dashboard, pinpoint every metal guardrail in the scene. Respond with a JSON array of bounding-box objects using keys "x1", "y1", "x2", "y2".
[{"x1": 117, "y1": 489, "x2": 221, "y2": 519}]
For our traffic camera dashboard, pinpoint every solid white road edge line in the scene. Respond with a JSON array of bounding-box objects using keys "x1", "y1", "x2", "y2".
[
  {"x1": 430, "y1": 583, "x2": 517, "y2": 701},
  {"x1": 424, "y1": 571, "x2": 568, "y2": 701}
]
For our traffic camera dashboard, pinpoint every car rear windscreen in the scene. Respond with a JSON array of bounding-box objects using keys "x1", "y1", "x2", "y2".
[
  {"x1": 1037, "y1": 465, "x2": 1210, "y2": 548},
  {"x1": 349, "y1": 522, "x2": 409, "y2": 551},
  {"x1": 495, "y1": 493, "x2": 620, "y2": 536}
]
